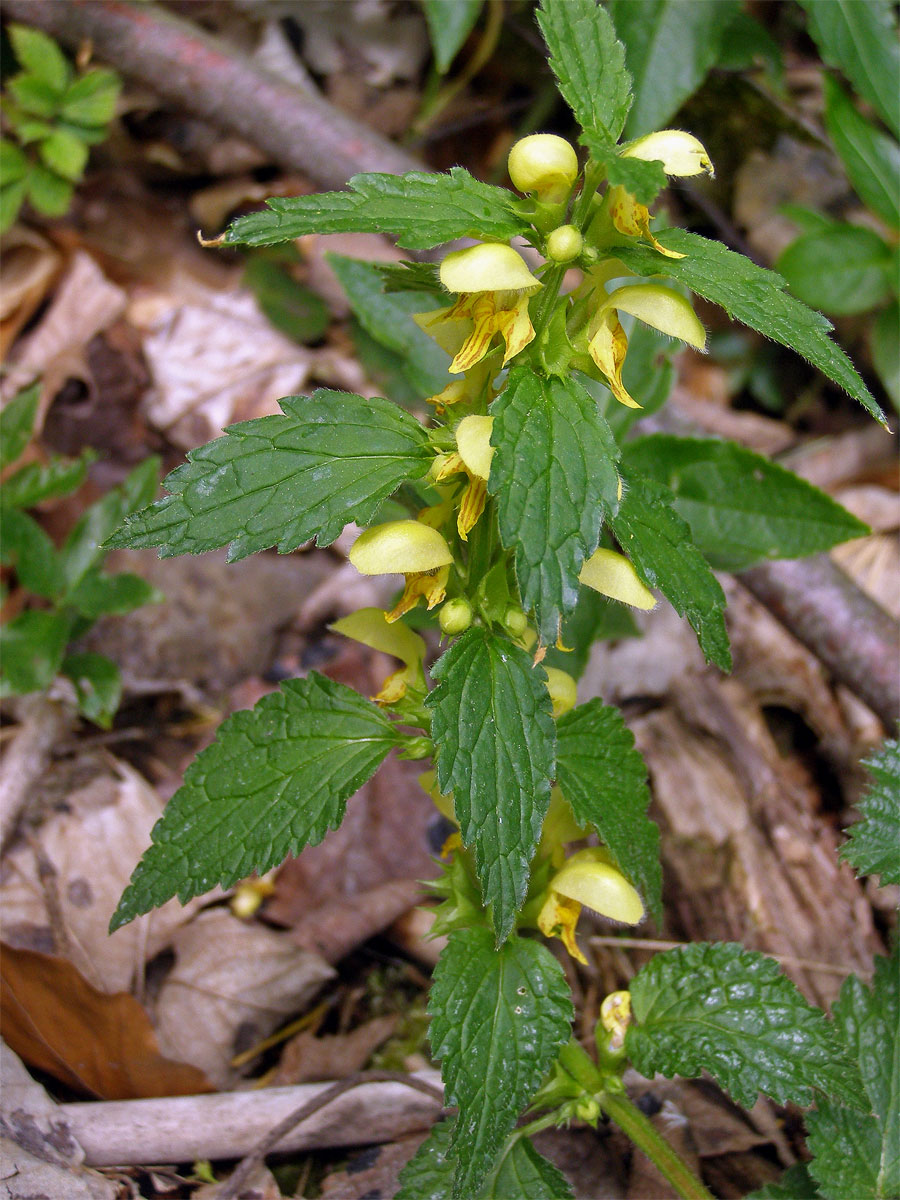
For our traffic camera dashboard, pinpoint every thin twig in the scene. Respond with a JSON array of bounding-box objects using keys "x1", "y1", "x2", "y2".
[
  {"x1": 2, "y1": 0, "x2": 425, "y2": 193},
  {"x1": 218, "y1": 1070, "x2": 444, "y2": 1200},
  {"x1": 589, "y1": 936, "x2": 857, "y2": 977}
]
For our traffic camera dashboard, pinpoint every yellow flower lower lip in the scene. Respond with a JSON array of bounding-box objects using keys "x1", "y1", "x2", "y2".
[
  {"x1": 578, "y1": 547, "x2": 656, "y2": 611},
  {"x1": 349, "y1": 520, "x2": 453, "y2": 576}
]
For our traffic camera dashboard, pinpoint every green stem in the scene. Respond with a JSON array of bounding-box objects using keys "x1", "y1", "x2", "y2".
[
  {"x1": 554, "y1": 1041, "x2": 713, "y2": 1200},
  {"x1": 599, "y1": 1091, "x2": 715, "y2": 1200},
  {"x1": 529, "y1": 262, "x2": 566, "y2": 344}
]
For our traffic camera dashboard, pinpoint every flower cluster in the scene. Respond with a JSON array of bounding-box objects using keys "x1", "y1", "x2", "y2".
[{"x1": 332, "y1": 126, "x2": 714, "y2": 957}]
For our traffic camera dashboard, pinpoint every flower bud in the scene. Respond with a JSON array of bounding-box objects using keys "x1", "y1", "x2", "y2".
[
  {"x1": 399, "y1": 735, "x2": 433, "y2": 761},
  {"x1": 546, "y1": 224, "x2": 583, "y2": 263},
  {"x1": 502, "y1": 605, "x2": 529, "y2": 638},
  {"x1": 455, "y1": 414, "x2": 495, "y2": 481},
  {"x1": 439, "y1": 597, "x2": 474, "y2": 635},
  {"x1": 605, "y1": 283, "x2": 706, "y2": 351},
  {"x1": 544, "y1": 666, "x2": 577, "y2": 717},
  {"x1": 349, "y1": 521, "x2": 453, "y2": 576},
  {"x1": 622, "y1": 129, "x2": 713, "y2": 177},
  {"x1": 578, "y1": 547, "x2": 656, "y2": 610},
  {"x1": 440, "y1": 242, "x2": 540, "y2": 294},
  {"x1": 508, "y1": 133, "x2": 579, "y2": 199}
]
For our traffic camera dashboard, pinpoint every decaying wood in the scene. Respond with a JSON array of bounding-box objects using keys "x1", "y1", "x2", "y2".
[
  {"x1": 740, "y1": 554, "x2": 899, "y2": 729},
  {"x1": 56, "y1": 1070, "x2": 442, "y2": 1167},
  {"x1": 2, "y1": 0, "x2": 425, "y2": 193}
]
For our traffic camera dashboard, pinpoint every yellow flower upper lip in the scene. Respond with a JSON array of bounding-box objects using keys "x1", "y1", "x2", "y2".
[
  {"x1": 578, "y1": 548, "x2": 657, "y2": 610},
  {"x1": 349, "y1": 520, "x2": 453, "y2": 576},
  {"x1": 440, "y1": 243, "x2": 541, "y2": 293},
  {"x1": 551, "y1": 849, "x2": 645, "y2": 925},
  {"x1": 622, "y1": 129, "x2": 714, "y2": 178}
]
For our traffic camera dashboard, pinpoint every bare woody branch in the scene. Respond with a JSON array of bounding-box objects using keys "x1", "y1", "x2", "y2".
[{"x1": 1, "y1": 0, "x2": 426, "y2": 191}]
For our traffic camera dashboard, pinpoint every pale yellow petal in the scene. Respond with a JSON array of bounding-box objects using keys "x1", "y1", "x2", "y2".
[
  {"x1": 455, "y1": 415, "x2": 495, "y2": 481},
  {"x1": 350, "y1": 521, "x2": 453, "y2": 576},
  {"x1": 440, "y1": 243, "x2": 540, "y2": 293},
  {"x1": 578, "y1": 547, "x2": 656, "y2": 610}
]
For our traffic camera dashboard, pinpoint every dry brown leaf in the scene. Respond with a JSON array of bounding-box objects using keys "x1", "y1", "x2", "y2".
[
  {"x1": 1, "y1": 1037, "x2": 84, "y2": 1166},
  {"x1": 1, "y1": 758, "x2": 215, "y2": 995},
  {"x1": 320, "y1": 1136, "x2": 426, "y2": 1200},
  {"x1": 288, "y1": 879, "x2": 423, "y2": 964},
  {"x1": 270, "y1": 1014, "x2": 399, "y2": 1086},
  {"x1": 128, "y1": 283, "x2": 314, "y2": 448},
  {"x1": 1, "y1": 944, "x2": 213, "y2": 1099},
  {"x1": 0, "y1": 227, "x2": 62, "y2": 358},
  {"x1": 152, "y1": 909, "x2": 334, "y2": 1088},
  {"x1": 1, "y1": 251, "x2": 127, "y2": 411},
  {"x1": 0, "y1": 1135, "x2": 118, "y2": 1200}
]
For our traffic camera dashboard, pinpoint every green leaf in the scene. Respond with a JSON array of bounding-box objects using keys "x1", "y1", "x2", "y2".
[
  {"x1": 715, "y1": 11, "x2": 782, "y2": 78},
  {"x1": 746, "y1": 1163, "x2": 822, "y2": 1200},
  {"x1": 61, "y1": 652, "x2": 121, "y2": 728},
  {"x1": 427, "y1": 628, "x2": 556, "y2": 942},
  {"x1": 777, "y1": 225, "x2": 893, "y2": 317},
  {"x1": 536, "y1": 0, "x2": 632, "y2": 141},
  {"x1": 396, "y1": 1118, "x2": 574, "y2": 1200},
  {"x1": 839, "y1": 739, "x2": 900, "y2": 886},
  {"x1": 241, "y1": 256, "x2": 329, "y2": 345},
  {"x1": 801, "y1": 0, "x2": 900, "y2": 140},
  {"x1": 871, "y1": 302, "x2": 900, "y2": 412},
  {"x1": 375, "y1": 259, "x2": 444, "y2": 296},
  {"x1": 0, "y1": 139, "x2": 30, "y2": 185},
  {"x1": 581, "y1": 131, "x2": 666, "y2": 206},
  {"x1": 556, "y1": 698, "x2": 661, "y2": 918},
  {"x1": 60, "y1": 69, "x2": 121, "y2": 128},
  {"x1": 8, "y1": 25, "x2": 71, "y2": 93},
  {"x1": 0, "y1": 383, "x2": 40, "y2": 470},
  {"x1": 224, "y1": 168, "x2": 528, "y2": 251},
  {"x1": 429, "y1": 927, "x2": 573, "y2": 1197},
  {"x1": 0, "y1": 609, "x2": 71, "y2": 697},
  {"x1": 107, "y1": 392, "x2": 430, "y2": 560},
  {"x1": 328, "y1": 254, "x2": 450, "y2": 397},
  {"x1": 607, "y1": 0, "x2": 742, "y2": 138},
  {"x1": 60, "y1": 459, "x2": 160, "y2": 590},
  {"x1": 111, "y1": 673, "x2": 398, "y2": 929},
  {"x1": 611, "y1": 471, "x2": 731, "y2": 670},
  {"x1": 66, "y1": 570, "x2": 160, "y2": 619},
  {"x1": 614, "y1": 229, "x2": 886, "y2": 425},
  {"x1": 806, "y1": 944, "x2": 900, "y2": 1200},
  {"x1": 422, "y1": 0, "x2": 484, "y2": 73},
  {"x1": 7, "y1": 74, "x2": 60, "y2": 119},
  {"x1": 824, "y1": 76, "x2": 900, "y2": 231},
  {"x1": 26, "y1": 164, "x2": 73, "y2": 217},
  {"x1": 490, "y1": 369, "x2": 619, "y2": 644},
  {"x1": 0, "y1": 178, "x2": 28, "y2": 234},
  {"x1": 627, "y1": 942, "x2": 865, "y2": 1110},
  {"x1": 544, "y1": 589, "x2": 640, "y2": 679},
  {"x1": 0, "y1": 507, "x2": 62, "y2": 599},
  {"x1": 622, "y1": 435, "x2": 869, "y2": 572},
  {"x1": 38, "y1": 128, "x2": 89, "y2": 182},
  {"x1": 1, "y1": 451, "x2": 92, "y2": 509}
]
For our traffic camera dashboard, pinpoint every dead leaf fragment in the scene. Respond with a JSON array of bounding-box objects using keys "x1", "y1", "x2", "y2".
[
  {"x1": 152, "y1": 909, "x2": 335, "y2": 1088},
  {"x1": 1, "y1": 944, "x2": 214, "y2": 1099},
  {"x1": 270, "y1": 1014, "x2": 399, "y2": 1086}
]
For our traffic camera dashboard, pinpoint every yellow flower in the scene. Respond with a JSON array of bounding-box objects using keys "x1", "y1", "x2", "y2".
[
  {"x1": 586, "y1": 283, "x2": 706, "y2": 408},
  {"x1": 538, "y1": 848, "x2": 645, "y2": 964},
  {"x1": 622, "y1": 129, "x2": 714, "y2": 178},
  {"x1": 432, "y1": 414, "x2": 495, "y2": 540},
  {"x1": 415, "y1": 243, "x2": 541, "y2": 374},
  {"x1": 608, "y1": 184, "x2": 685, "y2": 260},
  {"x1": 578, "y1": 548, "x2": 656, "y2": 611},
  {"x1": 544, "y1": 666, "x2": 577, "y2": 718},
  {"x1": 349, "y1": 520, "x2": 453, "y2": 622},
  {"x1": 508, "y1": 133, "x2": 579, "y2": 201},
  {"x1": 330, "y1": 606, "x2": 426, "y2": 704}
]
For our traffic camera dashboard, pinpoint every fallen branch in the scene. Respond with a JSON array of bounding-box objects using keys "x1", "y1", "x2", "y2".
[
  {"x1": 56, "y1": 1070, "x2": 442, "y2": 1167},
  {"x1": 2, "y1": 0, "x2": 425, "y2": 192},
  {"x1": 218, "y1": 1071, "x2": 444, "y2": 1200},
  {"x1": 739, "y1": 554, "x2": 899, "y2": 729}
]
